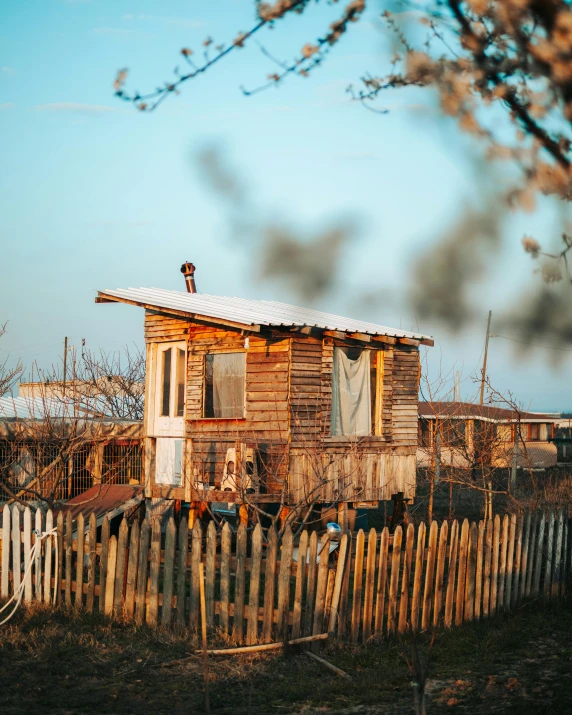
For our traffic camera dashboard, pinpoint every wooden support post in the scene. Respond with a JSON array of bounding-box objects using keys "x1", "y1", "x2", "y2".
[{"x1": 188, "y1": 502, "x2": 200, "y2": 530}]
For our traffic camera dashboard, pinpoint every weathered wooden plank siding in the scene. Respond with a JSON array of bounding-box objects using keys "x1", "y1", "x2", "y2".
[
  {"x1": 145, "y1": 312, "x2": 420, "y2": 503},
  {"x1": 144, "y1": 311, "x2": 190, "y2": 342},
  {"x1": 392, "y1": 346, "x2": 420, "y2": 447}
]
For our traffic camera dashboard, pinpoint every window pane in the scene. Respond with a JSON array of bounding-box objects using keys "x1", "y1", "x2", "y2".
[
  {"x1": 161, "y1": 348, "x2": 171, "y2": 417},
  {"x1": 174, "y1": 439, "x2": 183, "y2": 479},
  {"x1": 204, "y1": 354, "x2": 214, "y2": 417},
  {"x1": 331, "y1": 347, "x2": 372, "y2": 437},
  {"x1": 204, "y1": 353, "x2": 246, "y2": 418},
  {"x1": 176, "y1": 348, "x2": 186, "y2": 417},
  {"x1": 530, "y1": 423, "x2": 540, "y2": 441}
]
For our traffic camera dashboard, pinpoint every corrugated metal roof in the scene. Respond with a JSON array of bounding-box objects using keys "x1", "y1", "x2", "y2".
[
  {"x1": 55, "y1": 484, "x2": 145, "y2": 524},
  {"x1": 419, "y1": 401, "x2": 560, "y2": 422},
  {"x1": 0, "y1": 396, "x2": 81, "y2": 420},
  {"x1": 98, "y1": 287, "x2": 433, "y2": 341}
]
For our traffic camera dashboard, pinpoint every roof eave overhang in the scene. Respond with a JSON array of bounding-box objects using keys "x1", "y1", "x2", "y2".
[
  {"x1": 96, "y1": 292, "x2": 262, "y2": 333},
  {"x1": 96, "y1": 291, "x2": 435, "y2": 346}
]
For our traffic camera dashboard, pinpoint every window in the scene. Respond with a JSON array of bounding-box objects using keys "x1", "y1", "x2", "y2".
[
  {"x1": 161, "y1": 348, "x2": 172, "y2": 417},
  {"x1": 204, "y1": 352, "x2": 246, "y2": 419},
  {"x1": 371, "y1": 351, "x2": 384, "y2": 436},
  {"x1": 419, "y1": 418, "x2": 432, "y2": 447},
  {"x1": 496, "y1": 424, "x2": 512, "y2": 442},
  {"x1": 440, "y1": 419, "x2": 466, "y2": 447},
  {"x1": 155, "y1": 343, "x2": 186, "y2": 426},
  {"x1": 331, "y1": 347, "x2": 372, "y2": 437},
  {"x1": 529, "y1": 423, "x2": 540, "y2": 441},
  {"x1": 176, "y1": 348, "x2": 186, "y2": 417}
]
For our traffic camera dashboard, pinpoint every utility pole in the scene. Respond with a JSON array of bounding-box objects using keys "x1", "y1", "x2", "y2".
[
  {"x1": 62, "y1": 336, "x2": 68, "y2": 396},
  {"x1": 479, "y1": 311, "x2": 492, "y2": 406}
]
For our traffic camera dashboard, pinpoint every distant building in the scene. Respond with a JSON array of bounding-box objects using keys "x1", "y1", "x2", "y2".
[
  {"x1": 418, "y1": 401, "x2": 559, "y2": 470},
  {"x1": 552, "y1": 417, "x2": 572, "y2": 463},
  {"x1": 0, "y1": 394, "x2": 143, "y2": 504}
]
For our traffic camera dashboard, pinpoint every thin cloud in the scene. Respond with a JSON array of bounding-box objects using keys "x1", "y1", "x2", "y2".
[
  {"x1": 34, "y1": 103, "x2": 118, "y2": 115},
  {"x1": 0, "y1": 102, "x2": 15, "y2": 111},
  {"x1": 123, "y1": 14, "x2": 204, "y2": 30},
  {"x1": 92, "y1": 27, "x2": 136, "y2": 37}
]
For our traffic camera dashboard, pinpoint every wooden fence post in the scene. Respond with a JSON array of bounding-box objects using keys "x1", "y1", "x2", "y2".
[
  {"x1": 373, "y1": 527, "x2": 389, "y2": 638},
  {"x1": 302, "y1": 531, "x2": 318, "y2": 639},
  {"x1": 532, "y1": 512, "x2": 545, "y2": 596},
  {"x1": 291, "y1": 530, "x2": 308, "y2": 640},
  {"x1": 552, "y1": 509, "x2": 564, "y2": 598},
  {"x1": 11, "y1": 507, "x2": 21, "y2": 597},
  {"x1": 277, "y1": 525, "x2": 294, "y2": 640},
  {"x1": 497, "y1": 515, "x2": 509, "y2": 611},
  {"x1": 444, "y1": 520, "x2": 459, "y2": 628},
  {"x1": 134, "y1": 519, "x2": 150, "y2": 625},
  {"x1": 85, "y1": 513, "x2": 97, "y2": 614},
  {"x1": 233, "y1": 523, "x2": 247, "y2": 644},
  {"x1": 483, "y1": 519, "x2": 493, "y2": 619},
  {"x1": 505, "y1": 514, "x2": 516, "y2": 611},
  {"x1": 34, "y1": 509, "x2": 43, "y2": 602},
  {"x1": 519, "y1": 512, "x2": 531, "y2": 601},
  {"x1": 364, "y1": 528, "x2": 379, "y2": 640},
  {"x1": 474, "y1": 520, "x2": 484, "y2": 620},
  {"x1": 189, "y1": 520, "x2": 202, "y2": 632},
  {"x1": 1, "y1": 504, "x2": 10, "y2": 598},
  {"x1": 512, "y1": 514, "x2": 523, "y2": 607},
  {"x1": 312, "y1": 534, "x2": 330, "y2": 651},
  {"x1": 75, "y1": 513, "x2": 85, "y2": 610},
  {"x1": 99, "y1": 516, "x2": 110, "y2": 613},
  {"x1": 219, "y1": 522, "x2": 231, "y2": 635},
  {"x1": 455, "y1": 520, "x2": 469, "y2": 626},
  {"x1": 23, "y1": 507, "x2": 32, "y2": 603},
  {"x1": 246, "y1": 523, "x2": 263, "y2": 645},
  {"x1": 544, "y1": 510, "x2": 555, "y2": 597},
  {"x1": 328, "y1": 532, "x2": 349, "y2": 636},
  {"x1": 433, "y1": 521, "x2": 448, "y2": 628},
  {"x1": 147, "y1": 518, "x2": 162, "y2": 625},
  {"x1": 205, "y1": 521, "x2": 216, "y2": 628},
  {"x1": 43, "y1": 510, "x2": 53, "y2": 604},
  {"x1": 162, "y1": 516, "x2": 176, "y2": 627},
  {"x1": 124, "y1": 519, "x2": 139, "y2": 619},
  {"x1": 422, "y1": 521, "x2": 438, "y2": 630},
  {"x1": 351, "y1": 529, "x2": 365, "y2": 643},
  {"x1": 387, "y1": 525, "x2": 402, "y2": 636},
  {"x1": 104, "y1": 535, "x2": 117, "y2": 616},
  {"x1": 464, "y1": 521, "x2": 478, "y2": 622},
  {"x1": 64, "y1": 511, "x2": 73, "y2": 606},
  {"x1": 175, "y1": 517, "x2": 189, "y2": 629}
]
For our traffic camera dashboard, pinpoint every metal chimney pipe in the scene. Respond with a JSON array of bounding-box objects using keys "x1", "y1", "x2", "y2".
[{"x1": 180, "y1": 262, "x2": 197, "y2": 293}]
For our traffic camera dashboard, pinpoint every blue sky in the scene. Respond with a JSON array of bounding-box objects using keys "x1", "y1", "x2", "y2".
[{"x1": 1, "y1": 0, "x2": 571, "y2": 411}]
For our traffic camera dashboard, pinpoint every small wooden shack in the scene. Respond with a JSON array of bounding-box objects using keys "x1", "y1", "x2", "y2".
[{"x1": 96, "y1": 264, "x2": 433, "y2": 520}]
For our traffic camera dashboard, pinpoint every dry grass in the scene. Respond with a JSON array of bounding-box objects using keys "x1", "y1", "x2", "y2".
[{"x1": 1, "y1": 598, "x2": 572, "y2": 713}]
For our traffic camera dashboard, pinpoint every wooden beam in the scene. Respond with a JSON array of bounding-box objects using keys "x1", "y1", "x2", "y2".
[
  {"x1": 95, "y1": 292, "x2": 261, "y2": 333},
  {"x1": 372, "y1": 335, "x2": 396, "y2": 346},
  {"x1": 420, "y1": 338, "x2": 435, "y2": 347},
  {"x1": 323, "y1": 330, "x2": 347, "y2": 340},
  {"x1": 348, "y1": 332, "x2": 371, "y2": 343},
  {"x1": 397, "y1": 337, "x2": 420, "y2": 347}
]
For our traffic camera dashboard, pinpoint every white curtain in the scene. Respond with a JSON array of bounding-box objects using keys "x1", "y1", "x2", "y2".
[
  {"x1": 213, "y1": 353, "x2": 246, "y2": 418},
  {"x1": 331, "y1": 347, "x2": 371, "y2": 437}
]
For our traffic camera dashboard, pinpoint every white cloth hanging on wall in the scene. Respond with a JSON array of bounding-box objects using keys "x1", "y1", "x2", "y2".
[{"x1": 331, "y1": 347, "x2": 371, "y2": 437}]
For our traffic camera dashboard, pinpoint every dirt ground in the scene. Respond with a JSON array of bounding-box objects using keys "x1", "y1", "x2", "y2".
[{"x1": 1, "y1": 599, "x2": 572, "y2": 714}]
